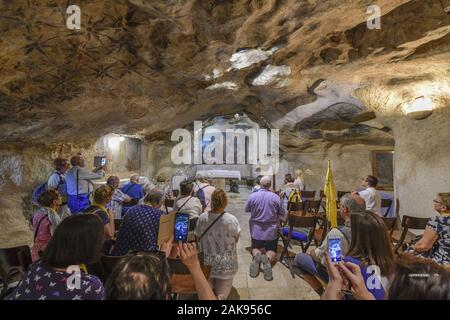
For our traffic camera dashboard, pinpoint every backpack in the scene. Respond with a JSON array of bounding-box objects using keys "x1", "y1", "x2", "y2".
[
  {"x1": 32, "y1": 183, "x2": 48, "y2": 206},
  {"x1": 31, "y1": 172, "x2": 66, "y2": 206},
  {"x1": 286, "y1": 187, "x2": 302, "y2": 212},
  {"x1": 195, "y1": 184, "x2": 207, "y2": 208}
]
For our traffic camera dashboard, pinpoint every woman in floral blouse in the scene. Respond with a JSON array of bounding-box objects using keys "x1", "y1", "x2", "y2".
[{"x1": 412, "y1": 193, "x2": 450, "y2": 265}]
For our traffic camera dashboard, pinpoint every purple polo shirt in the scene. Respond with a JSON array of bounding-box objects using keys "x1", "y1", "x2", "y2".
[{"x1": 245, "y1": 188, "x2": 286, "y2": 241}]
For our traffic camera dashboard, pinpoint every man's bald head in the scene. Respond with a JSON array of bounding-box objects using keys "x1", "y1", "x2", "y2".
[
  {"x1": 70, "y1": 155, "x2": 85, "y2": 167},
  {"x1": 260, "y1": 176, "x2": 272, "y2": 189}
]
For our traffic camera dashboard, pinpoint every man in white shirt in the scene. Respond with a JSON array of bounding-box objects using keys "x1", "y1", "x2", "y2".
[
  {"x1": 65, "y1": 154, "x2": 106, "y2": 214},
  {"x1": 353, "y1": 175, "x2": 382, "y2": 214},
  {"x1": 174, "y1": 180, "x2": 203, "y2": 218}
]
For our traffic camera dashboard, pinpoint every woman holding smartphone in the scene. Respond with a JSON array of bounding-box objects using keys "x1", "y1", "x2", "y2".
[
  {"x1": 326, "y1": 211, "x2": 395, "y2": 300},
  {"x1": 194, "y1": 188, "x2": 241, "y2": 300}
]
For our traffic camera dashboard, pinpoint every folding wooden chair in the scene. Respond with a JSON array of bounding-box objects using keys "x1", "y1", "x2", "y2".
[
  {"x1": 337, "y1": 191, "x2": 350, "y2": 201},
  {"x1": 0, "y1": 246, "x2": 32, "y2": 273},
  {"x1": 393, "y1": 215, "x2": 429, "y2": 253},
  {"x1": 302, "y1": 190, "x2": 316, "y2": 201},
  {"x1": 164, "y1": 198, "x2": 175, "y2": 214},
  {"x1": 0, "y1": 246, "x2": 32, "y2": 299},
  {"x1": 168, "y1": 253, "x2": 211, "y2": 299},
  {"x1": 304, "y1": 200, "x2": 322, "y2": 215},
  {"x1": 381, "y1": 199, "x2": 393, "y2": 217},
  {"x1": 279, "y1": 214, "x2": 317, "y2": 278},
  {"x1": 381, "y1": 217, "x2": 397, "y2": 237},
  {"x1": 101, "y1": 254, "x2": 126, "y2": 279}
]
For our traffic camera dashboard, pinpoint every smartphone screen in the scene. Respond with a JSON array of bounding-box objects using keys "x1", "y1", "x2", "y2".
[
  {"x1": 100, "y1": 157, "x2": 106, "y2": 166},
  {"x1": 174, "y1": 213, "x2": 190, "y2": 243},
  {"x1": 328, "y1": 237, "x2": 342, "y2": 263}
]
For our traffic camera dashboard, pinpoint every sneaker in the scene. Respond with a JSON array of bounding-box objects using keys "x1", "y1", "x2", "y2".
[
  {"x1": 261, "y1": 254, "x2": 273, "y2": 281},
  {"x1": 249, "y1": 253, "x2": 262, "y2": 278}
]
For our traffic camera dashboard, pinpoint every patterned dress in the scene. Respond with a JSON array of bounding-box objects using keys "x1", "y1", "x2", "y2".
[
  {"x1": 112, "y1": 204, "x2": 165, "y2": 256},
  {"x1": 7, "y1": 260, "x2": 104, "y2": 300},
  {"x1": 424, "y1": 215, "x2": 450, "y2": 265}
]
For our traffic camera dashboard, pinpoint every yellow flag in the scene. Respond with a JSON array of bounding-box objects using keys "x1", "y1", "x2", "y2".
[{"x1": 324, "y1": 160, "x2": 337, "y2": 228}]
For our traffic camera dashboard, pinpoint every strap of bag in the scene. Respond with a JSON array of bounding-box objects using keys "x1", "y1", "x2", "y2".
[
  {"x1": 76, "y1": 169, "x2": 79, "y2": 197},
  {"x1": 197, "y1": 212, "x2": 224, "y2": 241},
  {"x1": 34, "y1": 214, "x2": 49, "y2": 241},
  {"x1": 124, "y1": 183, "x2": 137, "y2": 194},
  {"x1": 335, "y1": 225, "x2": 351, "y2": 244},
  {"x1": 177, "y1": 196, "x2": 193, "y2": 212}
]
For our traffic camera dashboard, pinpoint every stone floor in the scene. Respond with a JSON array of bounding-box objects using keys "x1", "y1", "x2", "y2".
[{"x1": 225, "y1": 187, "x2": 319, "y2": 300}]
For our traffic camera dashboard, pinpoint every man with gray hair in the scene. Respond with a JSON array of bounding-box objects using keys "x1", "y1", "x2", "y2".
[
  {"x1": 245, "y1": 175, "x2": 286, "y2": 281},
  {"x1": 120, "y1": 173, "x2": 145, "y2": 215},
  {"x1": 293, "y1": 193, "x2": 366, "y2": 296},
  {"x1": 112, "y1": 189, "x2": 166, "y2": 256}
]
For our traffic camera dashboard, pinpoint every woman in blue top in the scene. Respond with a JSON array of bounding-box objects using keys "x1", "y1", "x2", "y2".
[{"x1": 342, "y1": 211, "x2": 395, "y2": 299}]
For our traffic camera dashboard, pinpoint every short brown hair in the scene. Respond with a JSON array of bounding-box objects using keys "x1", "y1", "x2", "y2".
[
  {"x1": 53, "y1": 158, "x2": 69, "y2": 171},
  {"x1": 93, "y1": 185, "x2": 114, "y2": 204},
  {"x1": 38, "y1": 189, "x2": 60, "y2": 207},
  {"x1": 211, "y1": 188, "x2": 227, "y2": 212},
  {"x1": 366, "y1": 175, "x2": 378, "y2": 187},
  {"x1": 438, "y1": 193, "x2": 450, "y2": 209}
]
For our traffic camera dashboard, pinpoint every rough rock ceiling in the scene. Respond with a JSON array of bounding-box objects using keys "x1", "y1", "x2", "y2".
[{"x1": 0, "y1": 0, "x2": 449, "y2": 152}]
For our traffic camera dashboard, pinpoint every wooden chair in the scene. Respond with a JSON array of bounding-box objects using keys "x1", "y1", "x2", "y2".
[
  {"x1": 0, "y1": 246, "x2": 32, "y2": 273},
  {"x1": 101, "y1": 254, "x2": 126, "y2": 279},
  {"x1": 304, "y1": 200, "x2": 322, "y2": 215},
  {"x1": 165, "y1": 198, "x2": 175, "y2": 211},
  {"x1": 168, "y1": 253, "x2": 211, "y2": 298},
  {"x1": 302, "y1": 190, "x2": 316, "y2": 201},
  {"x1": 279, "y1": 214, "x2": 317, "y2": 278},
  {"x1": 381, "y1": 217, "x2": 397, "y2": 237},
  {"x1": 319, "y1": 190, "x2": 325, "y2": 200},
  {"x1": 337, "y1": 191, "x2": 350, "y2": 201},
  {"x1": 393, "y1": 215, "x2": 429, "y2": 253},
  {"x1": 381, "y1": 198, "x2": 393, "y2": 217},
  {"x1": 0, "y1": 246, "x2": 32, "y2": 299}
]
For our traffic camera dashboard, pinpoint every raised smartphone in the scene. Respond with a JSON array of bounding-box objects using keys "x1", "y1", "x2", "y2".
[
  {"x1": 328, "y1": 237, "x2": 342, "y2": 263},
  {"x1": 174, "y1": 213, "x2": 190, "y2": 243}
]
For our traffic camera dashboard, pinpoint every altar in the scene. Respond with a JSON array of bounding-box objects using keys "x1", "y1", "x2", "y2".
[{"x1": 197, "y1": 169, "x2": 241, "y2": 190}]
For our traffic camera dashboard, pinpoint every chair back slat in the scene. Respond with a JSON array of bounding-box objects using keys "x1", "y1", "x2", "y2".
[
  {"x1": 337, "y1": 191, "x2": 350, "y2": 201},
  {"x1": 382, "y1": 217, "x2": 397, "y2": 231},
  {"x1": 402, "y1": 215, "x2": 429, "y2": 230},
  {"x1": 101, "y1": 255, "x2": 126, "y2": 277},
  {"x1": 288, "y1": 214, "x2": 317, "y2": 228},
  {"x1": 304, "y1": 200, "x2": 322, "y2": 215},
  {"x1": 302, "y1": 190, "x2": 316, "y2": 200}
]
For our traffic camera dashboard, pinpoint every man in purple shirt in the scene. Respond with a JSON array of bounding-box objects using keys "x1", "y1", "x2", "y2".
[{"x1": 245, "y1": 176, "x2": 286, "y2": 281}]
